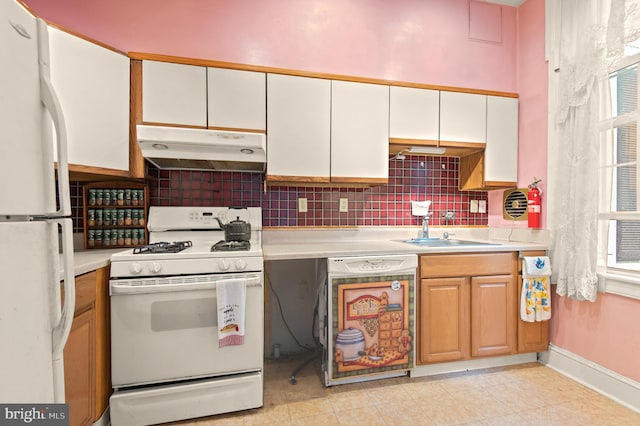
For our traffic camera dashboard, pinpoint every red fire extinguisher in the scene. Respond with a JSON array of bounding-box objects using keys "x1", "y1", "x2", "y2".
[{"x1": 527, "y1": 178, "x2": 542, "y2": 229}]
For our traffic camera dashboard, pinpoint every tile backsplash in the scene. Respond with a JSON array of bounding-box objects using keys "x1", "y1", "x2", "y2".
[
  {"x1": 146, "y1": 155, "x2": 488, "y2": 227},
  {"x1": 71, "y1": 156, "x2": 488, "y2": 231}
]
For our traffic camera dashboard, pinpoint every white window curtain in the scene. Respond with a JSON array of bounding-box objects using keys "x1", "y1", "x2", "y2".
[{"x1": 549, "y1": 0, "x2": 640, "y2": 301}]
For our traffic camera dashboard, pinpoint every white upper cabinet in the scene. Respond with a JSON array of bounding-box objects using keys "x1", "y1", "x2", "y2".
[
  {"x1": 142, "y1": 61, "x2": 207, "y2": 127},
  {"x1": 389, "y1": 86, "x2": 439, "y2": 140},
  {"x1": 485, "y1": 96, "x2": 518, "y2": 183},
  {"x1": 439, "y1": 91, "x2": 486, "y2": 144},
  {"x1": 49, "y1": 27, "x2": 130, "y2": 171},
  {"x1": 331, "y1": 80, "x2": 389, "y2": 182},
  {"x1": 266, "y1": 74, "x2": 331, "y2": 180},
  {"x1": 207, "y1": 68, "x2": 266, "y2": 131}
]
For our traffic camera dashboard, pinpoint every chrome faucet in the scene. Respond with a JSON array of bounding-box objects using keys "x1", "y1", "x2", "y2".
[{"x1": 421, "y1": 214, "x2": 430, "y2": 238}]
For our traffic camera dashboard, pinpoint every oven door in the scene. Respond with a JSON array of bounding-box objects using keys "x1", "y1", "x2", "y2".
[{"x1": 110, "y1": 273, "x2": 263, "y2": 388}]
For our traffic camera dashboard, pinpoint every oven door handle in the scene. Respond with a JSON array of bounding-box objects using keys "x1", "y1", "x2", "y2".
[{"x1": 110, "y1": 276, "x2": 262, "y2": 295}]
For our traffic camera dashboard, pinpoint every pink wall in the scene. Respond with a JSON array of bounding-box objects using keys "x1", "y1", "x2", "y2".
[
  {"x1": 22, "y1": 0, "x2": 516, "y2": 92},
  {"x1": 550, "y1": 290, "x2": 640, "y2": 382},
  {"x1": 488, "y1": 0, "x2": 548, "y2": 229},
  {"x1": 514, "y1": 0, "x2": 640, "y2": 383},
  {"x1": 24, "y1": 0, "x2": 640, "y2": 384}
]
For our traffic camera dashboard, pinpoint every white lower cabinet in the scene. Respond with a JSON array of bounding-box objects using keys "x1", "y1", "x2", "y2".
[{"x1": 49, "y1": 27, "x2": 130, "y2": 172}]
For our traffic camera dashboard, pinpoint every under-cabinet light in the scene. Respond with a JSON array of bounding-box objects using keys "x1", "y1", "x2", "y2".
[{"x1": 407, "y1": 146, "x2": 446, "y2": 155}]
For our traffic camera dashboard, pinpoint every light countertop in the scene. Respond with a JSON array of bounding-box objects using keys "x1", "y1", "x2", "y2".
[
  {"x1": 262, "y1": 227, "x2": 549, "y2": 261},
  {"x1": 70, "y1": 248, "x2": 124, "y2": 277},
  {"x1": 67, "y1": 227, "x2": 549, "y2": 276}
]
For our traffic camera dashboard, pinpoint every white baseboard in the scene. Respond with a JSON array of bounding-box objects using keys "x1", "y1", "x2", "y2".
[
  {"x1": 538, "y1": 344, "x2": 640, "y2": 413},
  {"x1": 411, "y1": 353, "x2": 537, "y2": 378},
  {"x1": 92, "y1": 406, "x2": 110, "y2": 426}
]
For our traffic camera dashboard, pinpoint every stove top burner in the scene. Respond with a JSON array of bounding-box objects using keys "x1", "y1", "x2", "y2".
[
  {"x1": 133, "y1": 241, "x2": 193, "y2": 254},
  {"x1": 211, "y1": 240, "x2": 251, "y2": 252}
]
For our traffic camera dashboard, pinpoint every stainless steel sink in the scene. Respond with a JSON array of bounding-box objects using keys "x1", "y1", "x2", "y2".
[{"x1": 402, "y1": 238, "x2": 500, "y2": 247}]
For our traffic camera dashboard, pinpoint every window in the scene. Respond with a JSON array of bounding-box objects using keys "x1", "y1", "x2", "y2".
[{"x1": 599, "y1": 54, "x2": 640, "y2": 298}]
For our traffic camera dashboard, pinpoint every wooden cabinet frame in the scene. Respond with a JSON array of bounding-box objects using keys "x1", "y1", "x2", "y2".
[
  {"x1": 517, "y1": 250, "x2": 550, "y2": 352},
  {"x1": 417, "y1": 252, "x2": 518, "y2": 365},
  {"x1": 63, "y1": 266, "x2": 111, "y2": 425}
]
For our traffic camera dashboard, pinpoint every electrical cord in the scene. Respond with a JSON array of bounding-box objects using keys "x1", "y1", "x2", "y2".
[
  {"x1": 264, "y1": 262, "x2": 325, "y2": 385},
  {"x1": 267, "y1": 274, "x2": 314, "y2": 352},
  {"x1": 289, "y1": 293, "x2": 323, "y2": 385}
]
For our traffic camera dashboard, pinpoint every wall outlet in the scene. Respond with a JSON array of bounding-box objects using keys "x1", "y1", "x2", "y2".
[
  {"x1": 298, "y1": 197, "x2": 308, "y2": 213},
  {"x1": 339, "y1": 198, "x2": 348, "y2": 212},
  {"x1": 470, "y1": 199, "x2": 479, "y2": 213},
  {"x1": 478, "y1": 200, "x2": 487, "y2": 213}
]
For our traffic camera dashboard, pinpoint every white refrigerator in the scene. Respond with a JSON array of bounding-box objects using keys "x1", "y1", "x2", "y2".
[{"x1": 0, "y1": 0, "x2": 76, "y2": 403}]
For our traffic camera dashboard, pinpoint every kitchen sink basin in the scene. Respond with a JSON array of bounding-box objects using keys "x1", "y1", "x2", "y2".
[{"x1": 402, "y1": 238, "x2": 500, "y2": 247}]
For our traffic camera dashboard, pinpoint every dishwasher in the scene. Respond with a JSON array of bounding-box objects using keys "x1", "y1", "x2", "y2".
[{"x1": 319, "y1": 254, "x2": 417, "y2": 386}]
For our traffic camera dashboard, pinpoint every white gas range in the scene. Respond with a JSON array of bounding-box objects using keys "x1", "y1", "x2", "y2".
[{"x1": 109, "y1": 206, "x2": 264, "y2": 426}]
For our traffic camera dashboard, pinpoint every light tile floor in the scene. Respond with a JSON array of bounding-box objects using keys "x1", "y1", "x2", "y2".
[{"x1": 168, "y1": 353, "x2": 640, "y2": 425}]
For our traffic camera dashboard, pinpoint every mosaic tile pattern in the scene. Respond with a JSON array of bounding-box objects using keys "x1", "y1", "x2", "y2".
[
  {"x1": 70, "y1": 156, "x2": 489, "y2": 230},
  {"x1": 146, "y1": 155, "x2": 489, "y2": 228},
  {"x1": 69, "y1": 181, "x2": 84, "y2": 233}
]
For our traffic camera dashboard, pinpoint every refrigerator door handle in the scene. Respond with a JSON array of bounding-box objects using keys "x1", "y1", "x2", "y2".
[
  {"x1": 37, "y1": 18, "x2": 71, "y2": 217},
  {"x1": 51, "y1": 218, "x2": 75, "y2": 403}
]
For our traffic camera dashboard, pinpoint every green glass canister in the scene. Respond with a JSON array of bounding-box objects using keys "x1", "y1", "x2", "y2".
[{"x1": 88, "y1": 189, "x2": 96, "y2": 206}]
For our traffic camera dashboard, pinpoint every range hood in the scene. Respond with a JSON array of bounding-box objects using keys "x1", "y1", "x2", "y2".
[{"x1": 137, "y1": 125, "x2": 266, "y2": 172}]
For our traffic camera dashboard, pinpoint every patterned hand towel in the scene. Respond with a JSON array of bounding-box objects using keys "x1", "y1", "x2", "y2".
[
  {"x1": 216, "y1": 278, "x2": 247, "y2": 347},
  {"x1": 521, "y1": 256, "x2": 552, "y2": 322}
]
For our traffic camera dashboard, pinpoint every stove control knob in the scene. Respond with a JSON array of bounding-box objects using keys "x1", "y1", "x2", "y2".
[
  {"x1": 235, "y1": 259, "x2": 247, "y2": 270},
  {"x1": 218, "y1": 259, "x2": 230, "y2": 271},
  {"x1": 149, "y1": 262, "x2": 162, "y2": 274},
  {"x1": 129, "y1": 262, "x2": 142, "y2": 275}
]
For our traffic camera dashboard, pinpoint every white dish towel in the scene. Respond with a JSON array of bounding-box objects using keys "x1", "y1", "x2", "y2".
[
  {"x1": 216, "y1": 278, "x2": 247, "y2": 347},
  {"x1": 521, "y1": 256, "x2": 552, "y2": 322}
]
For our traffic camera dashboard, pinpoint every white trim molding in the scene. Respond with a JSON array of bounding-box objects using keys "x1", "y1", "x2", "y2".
[
  {"x1": 599, "y1": 271, "x2": 640, "y2": 300},
  {"x1": 539, "y1": 344, "x2": 640, "y2": 413}
]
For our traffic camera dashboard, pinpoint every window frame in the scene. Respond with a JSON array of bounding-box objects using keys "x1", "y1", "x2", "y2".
[{"x1": 597, "y1": 52, "x2": 640, "y2": 300}]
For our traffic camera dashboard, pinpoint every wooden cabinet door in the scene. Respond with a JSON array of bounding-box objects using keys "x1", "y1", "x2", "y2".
[
  {"x1": 330, "y1": 80, "x2": 389, "y2": 184},
  {"x1": 142, "y1": 60, "x2": 207, "y2": 127},
  {"x1": 517, "y1": 250, "x2": 549, "y2": 353},
  {"x1": 63, "y1": 272, "x2": 96, "y2": 426},
  {"x1": 207, "y1": 67, "x2": 265, "y2": 131},
  {"x1": 418, "y1": 277, "x2": 469, "y2": 364},
  {"x1": 517, "y1": 275, "x2": 550, "y2": 352},
  {"x1": 439, "y1": 91, "x2": 486, "y2": 144},
  {"x1": 470, "y1": 275, "x2": 516, "y2": 357},
  {"x1": 389, "y1": 86, "x2": 439, "y2": 141},
  {"x1": 266, "y1": 74, "x2": 331, "y2": 182},
  {"x1": 49, "y1": 27, "x2": 129, "y2": 172},
  {"x1": 485, "y1": 96, "x2": 518, "y2": 184},
  {"x1": 64, "y1": 308, "x2": 95, "y2": 426},
  {"x1": 93, "y1": 266, "x2": 111, "y2": 420}
]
